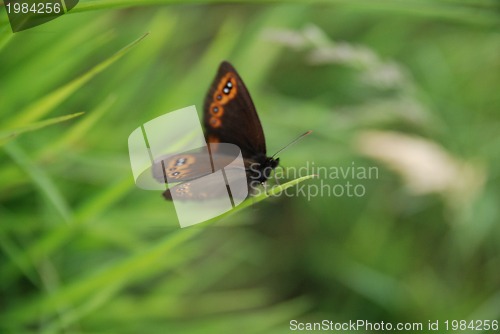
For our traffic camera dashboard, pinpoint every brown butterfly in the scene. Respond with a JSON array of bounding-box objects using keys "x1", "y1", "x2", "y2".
[
  {"x1": 157, "y1": 61, "x2": 308, "y2": 200},
  {"x1": 203, "y1": 61, "x2": 280, "y2": 182}
]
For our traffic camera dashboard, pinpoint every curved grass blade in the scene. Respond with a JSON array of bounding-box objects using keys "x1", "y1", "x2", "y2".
[
  {"x1": 71, "y1": 0, "x2": 500, "y2": 26},
  {"x1": 203, "y1": 174, "x2": 317, "y2": 226},
  {"x1": 3, "y1": 142, "x2": 74, "y2": 223},
  {"x1": 0, "y1": 112, "x2": 84, "y2": 146},
  {"x1": 5, "y1": 33, "x2": 148, "y2": 129}
]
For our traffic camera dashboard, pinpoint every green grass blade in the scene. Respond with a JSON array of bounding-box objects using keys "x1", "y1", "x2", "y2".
[
  {"x1": 0, "y1": 175, "x2": 134, "y2": 288},
  {"x1": 204, "y1": 174, "x2": 317, "y2": 226},
  {"x1": 5, "y1": 33, "x2": 149, "y2": 129},
  {"x1": 0, "y1": 227, "x2": 40, "y2": 287},
  {"x1": 74, "y1": 177, "x2": 134, "y2": 222},
  {"x1": 0, "y1": 25, "x2": 13, "y2": 52},
  {"x1": 3, "y1": 226, "x2": 201, "y2": 324},
  {"x1": 3, "y1": 142, "x2": 74, "y2": 223},
  {"x1": 0, "y1": 112, "x2": 84, "y2": 146},
  {"x1": 0, "y1": 97, "x2": 116, "y2": 192},
  {"x1": 71, "y1": 0, "x2": 500, "y2": 26},
  {"x1": 39, "y1": 96, "x2": 116, "y2": 157}
]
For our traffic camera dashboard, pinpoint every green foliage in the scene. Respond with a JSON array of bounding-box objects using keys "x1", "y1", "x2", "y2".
[{"x1": 1, "y1": 2, "x2": 499, "y2": 333}]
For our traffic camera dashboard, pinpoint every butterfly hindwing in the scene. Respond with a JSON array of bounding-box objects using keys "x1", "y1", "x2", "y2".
[
  {"x1": 152, "y1": 151, "x2": 213, "y2": 183},
  {"x1": 163, "y1": 167, "x2": 246, "y2": 201}
]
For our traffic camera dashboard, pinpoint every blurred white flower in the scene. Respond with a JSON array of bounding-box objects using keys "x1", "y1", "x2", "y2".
[
  {"x1": 361, "y1": 62, "x2": 406, "y2": 89},
  {"x1": 263, "y1": 24, "x2": 409, "y2": 90},
  {"x1": 262, "y1": 29, "x2": 308, "y2": 50},
  {"x1": 355, "y1": 131, "x2": 485, "y2": 209}
]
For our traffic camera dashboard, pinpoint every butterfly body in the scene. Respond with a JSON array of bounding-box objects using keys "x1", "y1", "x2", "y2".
[
  {"x1": 161, "y1": 61, "x2": 278, "y2": 200},
  {"x1": 245, "y1": 153, "x2": 279, "y2": 185}
]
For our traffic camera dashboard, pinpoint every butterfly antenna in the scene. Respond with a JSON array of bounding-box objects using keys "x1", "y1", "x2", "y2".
[{"x1": 271, "y1": 130, "x2": 312, "y2": 158}]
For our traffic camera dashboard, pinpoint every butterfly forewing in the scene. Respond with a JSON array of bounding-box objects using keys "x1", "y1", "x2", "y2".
[{"x1": 203, "y1": 61, "x2": 267, "y2": 158}]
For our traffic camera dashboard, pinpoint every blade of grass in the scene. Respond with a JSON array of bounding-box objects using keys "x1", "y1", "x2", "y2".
[
  {"x1": 2, "y1": 17, "x2": 112, "y2": 114},
  {"x1": 5, "y1": 32, "x2": 149, "y2": 129},
  {"x1": 71, "y1": 0, "x2": 500, "y2": 26},
  {"x1": 3, "y1": 142, "x2": 73, "y2": 223},
  {"x1": 0, "y1": 97, "x2": 116, "y2": 193},
  {"x1": 1, "y1": 175, "x2": 315, "y2": 325},
  {"x1": 0, "y1": 25, "x2": 13, "y2": 52},
  {"x1": 0, "y1": 112, "x2": 84, "y2": 146},
  {"x1": 150, "y1": 16, "x2": 242, "y2": 112},
  {"x1": 0, "y1": 176, "x2": 134, "y2": 286},
  {"x1": 40, "y1": 246, "x2": 202, "y2": 332},
  {"x1": 232, "y1": 4, "x2": 305, "y2": 88},
  {"x1": 74, "y1": 176, "x2": 134, "y2": 222},
  {"x1": 204, "y1": 174, "x2": 317, "y2": 225},
  {"x1": 0, "y1": 227, "x2": 41, "y2": 287},
  {"x1": 39, "y1": 96, "x2": 116, "y2": 157},
  {"x1": 2, "y1": 224, "x2": 201, "y2": 324},
  {"x1": 39, "y1": 284, "x2": 121, "y2": 334}
]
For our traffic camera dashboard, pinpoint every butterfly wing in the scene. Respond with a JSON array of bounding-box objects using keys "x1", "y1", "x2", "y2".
[
  {"x1": 152, "y1": 150, "x2": 213, "y2": 184},
  {"x1": 162, "y1": 173, "x2": 228, "y2": 200},
  {"x1": 162, "y1": 167, "x2": 247, "y2": 201},
  {"x1": 153, "y1": 144, "x2": 244, "y2": 184},
  {"x1": 158, "y1": 147, "x2": 247, "y2": 201},
  {"x1": 203, "y1": 61, "x2": 266, "y2": 159}
]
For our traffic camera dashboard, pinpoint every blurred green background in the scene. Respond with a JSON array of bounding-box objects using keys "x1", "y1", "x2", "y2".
[{"x1": 1, "y1": 1, "x2": 500, "y2": 333}]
